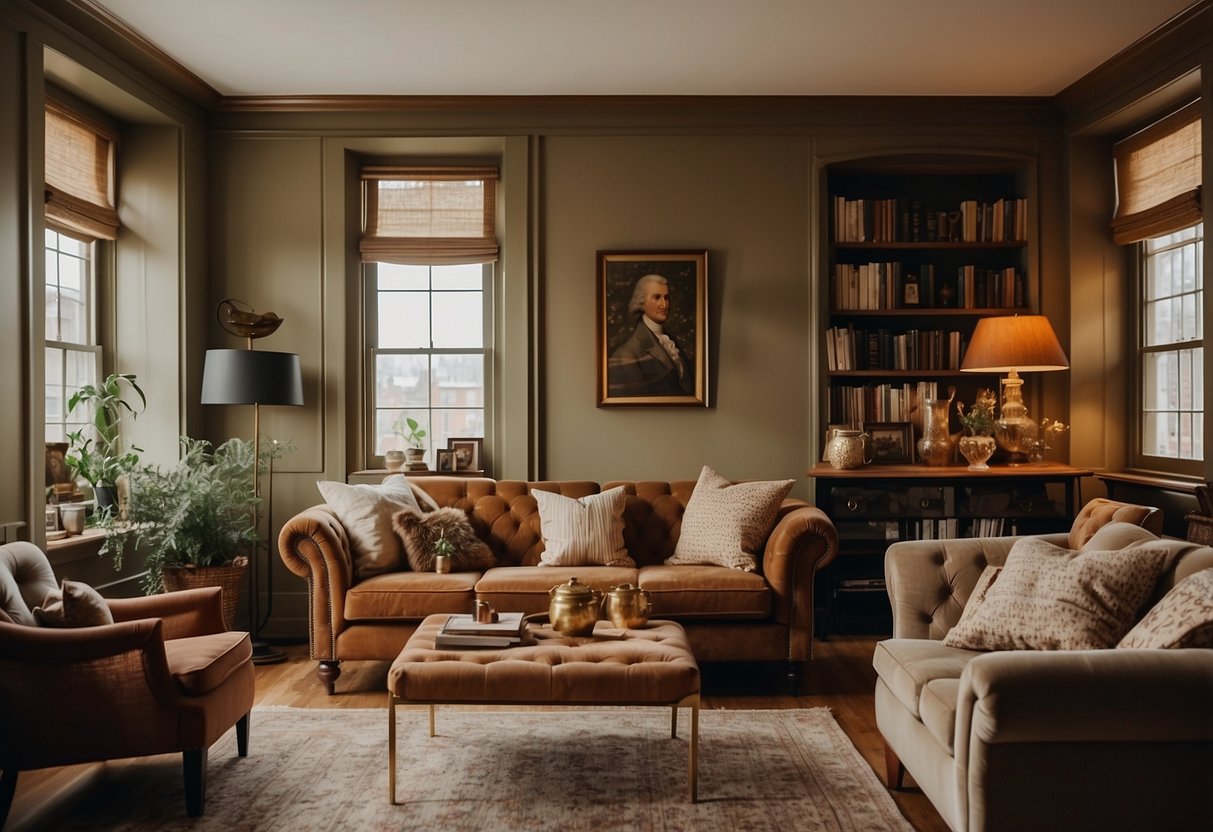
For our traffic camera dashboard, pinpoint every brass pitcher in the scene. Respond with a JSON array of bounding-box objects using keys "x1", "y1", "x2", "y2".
[
  {"x1": 548, "y1": 577, "x2": 603, "y2": 637},
  {"x1": 604, "y1": 583, "x2": 652, "y2": 629}
]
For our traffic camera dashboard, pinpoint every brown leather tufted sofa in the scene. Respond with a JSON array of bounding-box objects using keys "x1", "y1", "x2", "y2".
[{"x1": 279, "y1": 477, "x2": 838, "y2": 694}]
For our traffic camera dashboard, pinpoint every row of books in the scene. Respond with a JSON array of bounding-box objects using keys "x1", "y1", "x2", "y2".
[
  {"x1": 831, "y1": 262, "x2": 1026, "y2": 311},
  {"x1": 434, "y1": 611, "x2": 526, "y2": 649},
  {"x1": 912, "y1": 517, "x2": 1016, "y2": 540},
  {"x1": 832, "y1": 196, "x2": 1027, "y2": 244},
  {"x1": 825, "y1": 381, "x2": 940, "y2": 426},
  {"x1": 826, "y1": 325, "x2": 966, "y2": 372}
]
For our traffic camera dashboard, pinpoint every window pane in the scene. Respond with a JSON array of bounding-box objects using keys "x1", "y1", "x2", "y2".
[
  {"x1": 377, "y1": 291, "x2": 429, "y2": 348},
  {"x1": 431, "y1": 354, "x2": 484, "y2": 406},
  {"x1": 376, "y1": 354, "x2": 429, "y2": 409},
  {"x1": 379, "y1": 262, "x2": 429, "y2": 290},
  {"x1": 432, "y1": 292, "x2": 483, "y2": 348},
  {"x1": 431, "y1": 263, "x2": 482, "y2": 290}
]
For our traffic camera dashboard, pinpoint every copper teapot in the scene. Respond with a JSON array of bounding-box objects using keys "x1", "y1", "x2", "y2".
[
  {"x1": 548, "y1": 577, "x2": 603, "y2": 637},
  {"x1": 604, "y1": 583, "x2": 652, "y2": 629}
]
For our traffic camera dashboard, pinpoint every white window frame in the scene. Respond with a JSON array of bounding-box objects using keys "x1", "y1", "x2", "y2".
[
  {"x1": 44, "y1": 229, "x2": 102, "y2": 444},
  {"x1": 363, "y1": 261, "x2": 493, "y2": 470}
]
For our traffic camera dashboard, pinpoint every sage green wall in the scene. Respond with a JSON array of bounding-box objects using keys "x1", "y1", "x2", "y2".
[{"x1": 542, "y1": 135, "x2": 812, "y2": 488}]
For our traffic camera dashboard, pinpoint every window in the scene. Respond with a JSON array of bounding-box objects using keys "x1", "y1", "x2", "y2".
[
  {"x1": 360, "y1": 165, "x2": 498, "y2": 470},
  {"x1": 1139, "y1": 224, "x2": 1204, "y2": 465},
  {"x1": 44, "y1": 98, "x2": 117, "y2": 445},
  {"x1": 366, "y1": 263, "x2": 489, "y2": 467},
  {"x1": 1114, "y1": 100, "x2": 1204, "y2": 472},
  {"x1": 44, "y1": 230, "x2": 101, "y2": 442}
]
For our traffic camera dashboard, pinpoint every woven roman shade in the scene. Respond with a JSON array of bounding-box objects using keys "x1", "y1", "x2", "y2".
[
  {"x1": 44, "y1": 99, "x2": 119, "y2": 242},
  {"x1": 360, "y1": 165, "x2": 498, "y2": 265},
  {"x1": 1111, "y1": 100, "x2": 1203, "y2": 245}
]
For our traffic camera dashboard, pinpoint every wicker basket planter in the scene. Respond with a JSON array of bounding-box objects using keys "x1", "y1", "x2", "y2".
[{"x1": 162, "y1": 557, "x2": 249, "y2": 631}]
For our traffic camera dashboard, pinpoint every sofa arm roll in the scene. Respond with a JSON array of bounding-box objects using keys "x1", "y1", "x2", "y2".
[
  {"x1": 957, "y1": 649, "x2": 1213, "y2": 749},
  {"x1": 885, "y1": 533, "x2": 1069, "y2": 640},
  {"x1": 277, "y1": 506, "x2": 356, "y2": 660},
  {"x1": 762, "y1": 505, "x2": 838, "y2": 656}
]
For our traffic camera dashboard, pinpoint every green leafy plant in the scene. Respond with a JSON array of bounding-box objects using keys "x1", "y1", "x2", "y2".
[
  {"x1": 100, "y1": 437, "x2": 259, "y2": 594},
  {"x1": 393, "y1": 416, "x2": 427, "y2": 449},
  {"x1": 956, "y1": 388, "x2": 997, "y2": 437},
  {"x1": 65, "y1": 373, "x2": 146, "y2": 492},
  {"x1": 432, "y1": 532, "x2": 455, "y2": 559}
]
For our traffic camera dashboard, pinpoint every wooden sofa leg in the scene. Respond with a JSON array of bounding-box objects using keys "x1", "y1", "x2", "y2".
[
  {"x1": 1, "y1": 769, "x2": 18, "y2": 828},
  {"x1": 883, "y1": 740, "x2": 906, "y2": 790},
  {"x1": 236, "y1": 712, "x2": 250, "y2": 757},
  {"x1": 183, "y1": 747, "x2": 207, "y2": 817},
  {"x1": 317, "y1": 660, "x2": 341, "y2": 696},
  {"x1": 786, "y1": 661, "x2": 802, "y2": 696}
]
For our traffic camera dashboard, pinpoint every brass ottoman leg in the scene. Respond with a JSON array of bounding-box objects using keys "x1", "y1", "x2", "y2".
[
  {"x1": 689, "y1": 698, "x2": 699, "y2": 803},
  {"x1": 429, "y1": 704, "x2": 436, "y2": 737},
  {"x1": 388, "y1": 695, "x2": 397, "y2": 804}
]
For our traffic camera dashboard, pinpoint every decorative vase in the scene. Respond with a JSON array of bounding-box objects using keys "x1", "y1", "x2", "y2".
[
  {"x1": 384, "y1": 450, "x2": 405, "y2": 472},
  {"x1": 916, "y1": 398, "x2": 954, "y2": 466},
  {"x1": 825, "y1": 429, "x2": 872, "y2": 470},
  {"x1": 958, "y1": 435, "x2": 997, "y2": 471}
]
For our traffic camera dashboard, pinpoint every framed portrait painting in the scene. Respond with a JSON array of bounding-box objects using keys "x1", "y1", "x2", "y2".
[
  {"x1": 863, "y1": 421, "x2": 915, "y2": 464},
  {"x1": 447, "y1": 437, "x2": 482, "y2": 472},
  {"x1": 597, "y1": 250, "x2": 708, "y2": 407}
]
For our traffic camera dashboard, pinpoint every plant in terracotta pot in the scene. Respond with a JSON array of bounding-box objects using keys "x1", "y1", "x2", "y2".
[
  {"x1": 64, "y1": 373, "x2": 146, "y2": 513},
  {"x1": 99, "y1": 436, "x2": 258, "y2": 627},
  {"x1": 391, "y1": 416, "x2": 428, "y2": 470},
  {"x1": 956, "y1": 388, "x2": 998, "y2": 471}
]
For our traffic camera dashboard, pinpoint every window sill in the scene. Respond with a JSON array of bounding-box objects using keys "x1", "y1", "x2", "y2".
[
  {"x1": 1096, "y1": 470, "x2": 1201, "y2": 494},
  {"x1": 45, "y1": 527, "x2": 105, "y2": 565}
]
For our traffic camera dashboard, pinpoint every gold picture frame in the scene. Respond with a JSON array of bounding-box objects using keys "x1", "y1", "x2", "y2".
[{"x1": 596, "y1": 250, "x2": 708, "y2": 407}]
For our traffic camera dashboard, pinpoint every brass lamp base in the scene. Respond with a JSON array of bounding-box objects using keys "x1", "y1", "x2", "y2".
[{"x1": 252, "y1": 641, "x2": 287, "y2": 665}]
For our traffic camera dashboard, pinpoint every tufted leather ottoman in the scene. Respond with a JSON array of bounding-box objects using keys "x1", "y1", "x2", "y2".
[{"x1": 387, "y1": 615, "x2": 701, "y2": 802}]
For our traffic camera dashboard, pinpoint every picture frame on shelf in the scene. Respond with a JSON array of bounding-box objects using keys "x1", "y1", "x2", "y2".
[
  {"x1": 596, "y1": 250, "x2": 708, "y2": 408},
  {"x1": 864, "y1": 421, "x2": 914, "y2": 464},
  {"x1": 436, "y1": 449, "x2": 456, "y2": 473},
  {"x1": 448, "y1": 437, "x2": 482, "y2": 472}
]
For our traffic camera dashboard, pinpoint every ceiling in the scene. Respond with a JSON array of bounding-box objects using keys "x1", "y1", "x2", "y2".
[{"x1": 93, "y1": 0, "x2": 1196, "y2": 99}]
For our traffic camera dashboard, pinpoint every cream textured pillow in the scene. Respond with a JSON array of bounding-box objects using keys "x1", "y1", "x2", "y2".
[
  {"x1": 951, "y1": 565, "x2": 1002, "y2": 631},
  {"x1": 534, "y1": 486, "x2": 633, "y2": 567},
  {"x1": 316, "y1": 474, "x2": 421, "y2": 578},
  {"x1": 666, "y1": 466, "x2": 794, "y2": 572},
  {"x1": 34, "y1": 579, "x2": 114, "y2": 628},
  {"x1": 1118, "y1": 568, "x2": 1213, "y2": 649},
  {"x1": 942, "y1": 537, "x2": 1170, "y2": 651}
]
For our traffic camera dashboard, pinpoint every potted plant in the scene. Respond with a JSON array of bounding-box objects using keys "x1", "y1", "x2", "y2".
[
  {"x1": 392, "y1": 416, "x2": 428, "y2": 470},
  {"x1": 64, "y1": 373, "x2": 146, "y2": 513},
  {"x1": 100, "y1": 436, "x2": 259, "y2": 628},
  {"x1": 956, "y1": 388, "x2": 998, "y2": 471}
]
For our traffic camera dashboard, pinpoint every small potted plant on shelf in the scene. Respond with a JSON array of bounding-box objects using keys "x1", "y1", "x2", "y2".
[
  {"x1": 64, "y1": 373, "x2": 146, "y2": 514},
  {"x1": 956, "y1": 388, "x2": 998, "y2": 471},
  {"x1": 392, "y1": 416, "x2": 428, "y2": 471},
  {"x1": 99, "y1": 436, "x2": 258, "y2": 629}
]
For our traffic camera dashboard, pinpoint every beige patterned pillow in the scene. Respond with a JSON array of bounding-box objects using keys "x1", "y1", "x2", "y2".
[
  {"x1": 666, "y1": 466, "x2": 794, "y2": 572},
  {"x1": 951, "y1": 565, "x2": 1002, "y2": 631},
  {"x1": 534, "y1": 486, "x2": 633, "y2": 567},
  {"x1": 1118, "y1": 568, "x2": 1213, "y2": 649},
  {"x1": 942, "y1": 537, "x2": 1170, "y2": 651},
  {"x1": 316, "y1": 474, "x2": 421, "y2": 578}
]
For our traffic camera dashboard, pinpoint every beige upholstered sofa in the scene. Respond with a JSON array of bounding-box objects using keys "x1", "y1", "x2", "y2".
[
  {"x1": 873, "y1": 502, "x2": 1213, "y2": 832},
  {"x1": 279, "y1": 476, "x2": 838, "y2": 694}
]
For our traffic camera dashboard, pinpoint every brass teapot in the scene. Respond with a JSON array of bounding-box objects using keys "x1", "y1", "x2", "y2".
[
  {"x1": 604, "y1": 583, "x2": 652, "y2": 629},
  {"x1": 548, "y1": 577, "x2": 603, "y2": 637}
]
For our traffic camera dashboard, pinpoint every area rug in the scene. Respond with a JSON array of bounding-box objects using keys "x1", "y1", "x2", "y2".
[{"x1": 15, "y1": 706, "x2": 913, "y2": 831}]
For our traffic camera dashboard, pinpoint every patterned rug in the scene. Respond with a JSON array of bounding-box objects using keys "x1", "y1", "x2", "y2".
[{"x1": 14, "y1": 706, "x2": 912, "y2": 831}]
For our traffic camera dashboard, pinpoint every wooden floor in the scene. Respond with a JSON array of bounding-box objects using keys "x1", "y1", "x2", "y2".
[{"x1": 8, "y1": 635, "x2": 948, "y2": 831}]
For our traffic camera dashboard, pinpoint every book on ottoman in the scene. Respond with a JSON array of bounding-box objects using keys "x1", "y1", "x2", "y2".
[{"x1": 435, "y1": 612, "x2": 526, "y2": 648}]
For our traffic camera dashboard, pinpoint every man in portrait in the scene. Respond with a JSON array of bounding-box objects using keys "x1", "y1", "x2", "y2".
[{"x1": 608, "y1": 273, "x2": 694, "y2": 397}]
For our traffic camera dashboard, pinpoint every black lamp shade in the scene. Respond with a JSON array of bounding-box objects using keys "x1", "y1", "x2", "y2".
[{"x1": 201, "y1": 349, "x2": 304, "y2": 406}]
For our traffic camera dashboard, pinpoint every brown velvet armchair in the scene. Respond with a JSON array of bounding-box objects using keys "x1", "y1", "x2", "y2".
[{"x1": 0, "y1": 541, "x2": 255, "y2": 824}]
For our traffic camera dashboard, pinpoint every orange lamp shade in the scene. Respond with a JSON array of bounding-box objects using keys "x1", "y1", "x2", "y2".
[{"x1": 960, "y1": 315, "x2": 1069, "y2": 373}]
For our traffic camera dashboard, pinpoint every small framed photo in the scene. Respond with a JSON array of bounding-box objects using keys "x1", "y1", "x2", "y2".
[
  {"x1": 436, "y1": 449, "x2": 456, "y2": 473},
  {"x1": 902, "y1": 280, "x2": 920, "y2": 307},
  {"x1": 864, "y1": 421, "x2": 914, "y2": 464},
  {"x1": 448, "y1": 437, "x2": 482, "y2": 472}
]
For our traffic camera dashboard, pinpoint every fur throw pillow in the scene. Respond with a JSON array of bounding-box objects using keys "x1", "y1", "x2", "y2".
[{"x1": 391, "y1": 507, "x2": 497, "y2": 573}]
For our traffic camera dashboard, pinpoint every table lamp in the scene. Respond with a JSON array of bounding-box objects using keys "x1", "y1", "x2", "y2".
[
  {"x1": 960, "y1": 314, "x2": 1069, "y2": 464},
  {"x1": 201, "y1": 299, "x2": 304, "y2": 664}
]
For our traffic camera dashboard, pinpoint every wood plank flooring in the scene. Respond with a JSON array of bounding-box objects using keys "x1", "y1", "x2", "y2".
[{"x1": 8, "y1": 635, "x2": 948, "y2": 831}]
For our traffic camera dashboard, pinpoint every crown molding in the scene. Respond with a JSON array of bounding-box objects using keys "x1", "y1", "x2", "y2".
[{"x1": 39, "y1": 0, "x2": 221, "y2": 109}]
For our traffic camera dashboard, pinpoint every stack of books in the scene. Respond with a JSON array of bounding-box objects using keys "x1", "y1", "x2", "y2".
[{"x1": 434, "y1": 612, "x2": 526, "y2": 648}]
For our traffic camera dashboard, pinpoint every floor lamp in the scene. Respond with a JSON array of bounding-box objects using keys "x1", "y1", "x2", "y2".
[{"x1": 201, "y1": 301, "x2": 304, "y2": 665}]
